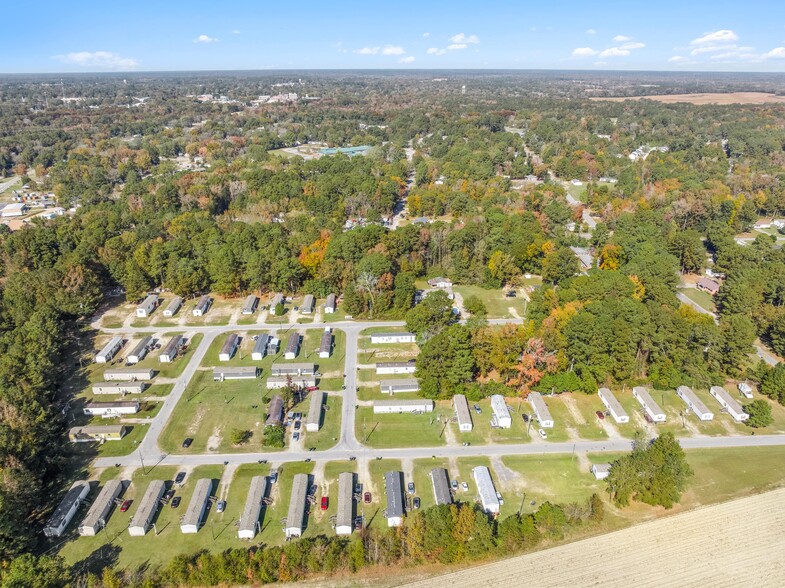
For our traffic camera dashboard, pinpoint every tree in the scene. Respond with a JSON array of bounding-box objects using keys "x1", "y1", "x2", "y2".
[
  {"x1": 0, "y1": 554, "x2": 70, "y2": 588},
  {"x1": 745, "y1": 399, "x2": 773, "y2": 428},
  {"x1": 262, "y1": 425, "x2": 286, "y2": 448},
  {"x1": 542, "y1": 246, "x2": 580, "y2": 284},
  {"x1": 669, "y1": 229, "x2": 706, "y2": 273},
  {"x1": 463, "y1": 295, "x2": 487, "y2": 316},
  {"x1": 405, "y1": 290, "x2": 453, "y2": 337},
  {"x1": 416, "y1": 325, "x2": 477, "y2": 398},
  {"x1": 230, "y1": 428, "x2": 251, "y2": 445},
  {"x1": 760, "y1": 363, "x2": 785, "y2": 404}
]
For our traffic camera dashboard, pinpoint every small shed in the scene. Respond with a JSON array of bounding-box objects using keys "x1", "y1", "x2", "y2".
[
  {"x1": 301, "y1": 294, "x2": 315, "y2": 314},
  {"x1": 324, "y1": 293, "x2": 337, "y2": 314},
  {"x1": 284, "y1": 333, "x2": 300, "y2": 359},
  {"x1": 242, "y1": 294, "x2": 259, "y2": 315},
  {"x1": 285, "y1": 474, "x2": 309, "y2": 538},
  {"x1": 181, "y1": 479, "x2": 212, "y2": 534},
  {"x1": 219, "y1": 333, "x2": 239, "y2": 361},
  {"x1": 238, "y1": 476, "x2": 268, "y2": 539},
  {"x1": 738, "y1": 382, "x2": 753, "y2": 399},
  {"x1": 159, "y1": 335, "x2": 183, "y2": 363},
  {"x1": 379, "y1": 378, "x2": 420, "y2": 394},
  {"x1": 136, "y1": 294, "x2": 158, "y2": 318},
  {"x1": 490, "y1": 394, "x2": 512, "y2": 429},
  {"x1": 192, "y1": 295, "x2": 211, "y2": 316},
  {"x1": 430, "y1": 468, "x2": 453, "y2": 506},
  {"x1": 126, "y1": 336, "x2": 152, "y2": 364},
  {"x1": 319, "y1": 331, "x2": 333, "y2": 358},
  {"x1": 677, "y1": 386, "x2": 714, "y2": 421},
  {"x1": 163, "y1": 296, "x2": 183, "y2": 317},
  {"x1": 266, "y1": 395, "x2": 284, "y2": 427},
  {"x1": 79, "y1": 480, "x2": 124, "y2": 536},
  {"x1": 453, "y1": 394, "x2": 473, "y2": 432},
  {"x1": 592, "y1": 464, "x2": 612, "y2": 480},
  {"x1": 306, "y1": 390, "x2": 325, "y2": 432},
  {"x1": 336, "y1": 472, "x2": 355, "y2": 535},
  {"x1": 44, "y1": 481, "x2": 91, "y2": 537},
  {"x1": 384, "y1": 471, "x2": 405, "y2": 527},
  {"x1": 598, "y1": 388, "x2": 629, "y2": 424},
  {"x1": 473, "y1": 466, "x2": 500, "y2": 515},
  {"x1": 129, "y1": 480, "x2": 166, "y2": 536},
  {"x1": 96, "y1": 336, "x2": 123, "y2": 364},
  {"x1": 528, "y1": 392, "x2": 554, "y2": 428}
]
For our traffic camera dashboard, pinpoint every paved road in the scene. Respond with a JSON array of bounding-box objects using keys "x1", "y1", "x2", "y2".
[
  {"x1": 676, "y1": 290, "x2": 718, "y2": 323},
  {"x1": 0, "y1": 176, "x2": 20, "y2": 194}
]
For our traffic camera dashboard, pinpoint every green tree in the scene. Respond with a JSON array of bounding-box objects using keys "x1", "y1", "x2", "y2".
[
  {"x1": 405, "y1": 290, "x2": 453, "y2": 337},
  {"x1": 542, "y1": 246, "x2": 580, "y2": 284},
  {"x1": 416, "y1": 325, "x2": 476, "y2": 398},
  {"x1": 745, "y1": 399, "x2": 773, "y2": 428},
  {"x1": 463, "y1": 295, "x2": 487, "y2": 316},
  {"x1": 0, "y1": 554, "x2": 70, "y2": 588}
]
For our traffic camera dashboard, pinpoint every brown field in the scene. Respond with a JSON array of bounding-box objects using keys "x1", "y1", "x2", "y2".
[
  {"x1": 593, "y1": 92, "x2": 785, "y2": 105},
  {"x1": 399, "y1": 487, "x2": 785, "y2": 588}
]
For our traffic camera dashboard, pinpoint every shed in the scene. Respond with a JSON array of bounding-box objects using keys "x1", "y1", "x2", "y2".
[
  {"x1": 336, "y1": 472, "x2": 355, "y2": 535},
  {"x1": 490, "y1": 394, "x2": 512, "y2": 429},
  {"x1": 44, "y1": 481, "x2": 90, "y2": 538},
  {"x1": 242, "y1": 294, "x2": 259, "y2": 315},
  {"x1": 709, "y1": 386, "x2": 749, "y2": 422},
  {"x1": 266, "y1": 395, "x2": 284, "y2": 427},
  {"x1": 269, "y1": 293, "x2": 284, "y2": 314},
  {"x1": 473, "y1": 466, "x2": 500, "y2": 515},
  {"x1": 251, "y1": 334, "x2": 270, "y2": 360},
  {"x1": 69, "y1": 425, "x2": 127, "y2": 442},
  {"x1": 126, "y1": 336, "x2": 152, "y2": 364},
  {"x1": 430, "y1": 468, "x2": 453, "y2": 506},
  {"x1": 79, "y1": 480, "x2": 124, "y2": 536},
  {"x1": 159, "y1": 335, "x2": 183, "y2": 363},
  {"x1": 267, "y1": 337, "x2": 280, "y2": 354},
  {"x1": 96, "y1": 336, "x2": 123, "y2": 364},
  {"x1": 528, "y1": 392, "x2": 554, "y2": 428},
  {"x1": 738, "y1": 382, "x2": 753, "y2": 399},
  {"x1": 376, "y1": 360, "x2": 417, "y2": 375},
  {"x1": 285, "y1": 474, "x2": 309, "y2": 538},
  {"x1": 192, "y1": 295, "x2": 211, "y2": 316},
  {"x1": 676, "y1": 386, "x2": 714, "y2": 421},
  {"x1": 84, "y1": 400, "x2": 140, "y2": 417},
  {"x1": 598, "y1": 388, "x2": 629, "y2": 424},
  {"x1": 284, "y1": 333, "x2": 300, "y2": 359},
  {"x1": 267, "y1": 375, "x2": 316, "y2": 389},
  {"x1": 370, "y1": 332, "x2": 416, "y2": 344},
  {"x1": 384, "y1": 471, "x2": 405, "y2": 527},
  {"x1": 92, "y1": 381, "x2": 146, "y2": 395},
  {"x1": 453, "y1": 394, "x2": 473, "y2": 432},
  {"x1": 379, "y1": 378, "x2": 420, "y2": 394},
  {"x1": 301, "y1": 294, "x2": 315, "y2": 314},
  {"x1": 271, "y1": 363, "x2": 314, "y2": 376},
  {"x1": 129, "y1": 480, "x2": 166, "y2": 536},
  {"x1": 104, "y1": 367, "x2": 154, "y2": 381},
  {"x1": 213, "y1": 366, "x2": 258, "y2": 381},
  {"x1": 181, "y1": 479, "x2": 212, "y2": 534},
  {"x1": 136, "y1": 294, "x2": 158, "y2": 318},
  {"x1": 592, "y1": 464, "x2": 612, "y2": 480},
  {"x1": 373, "y1": 399, "x2": 433, "y2": 414},
  {"x1": 238, "y1": 476, "x2": 268, "y2": 539},
  {"x1": 306, "y1": 390, "x2": 325, "y2": 432},
  {"x1": 163, "y1": 296, "x2": 183, "y2": 317},
  {"x1": 319, "y1": 331, "x2": 333, "y2": 358},
  {"x1": 219, "y1": 333, "x2": 239, "y2": 361},
  {"x1": 324, "y1": 293, "x2": 336, "y2": 314},
  {"x1": 632, "y1": 386, "x2": 666, "y2": 422}
]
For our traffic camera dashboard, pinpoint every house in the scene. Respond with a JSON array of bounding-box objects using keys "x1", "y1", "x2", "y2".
[
  {"x1": 219, "y1": 333, "x2": 239, "y2": 361},
  {"x1": 709, "y1": 386, "x2": 749, "y2": 422},
  {"x1": 597, "y1": 388, "x2": 629, "y2": 424},
  {"x1": 430, "y1": 468, "x2": 453, "y2": 506},
  {"x1": 738, "y1": 382, "x2": 753, "y2": 399},
  {"x1": 69, "y1": 425, "x2": 127, "y2": 442},
  {"x1": 427, "y1": 277, "x2": 453, "y2": 289},
  {"x1": 79, "y1": 480, "x2": 124, "y2": 536},
  {"x1": 306, "y1": 390, "x2": 325, "y2": 432},
  {"x1": 473, "y1": 466, "x2": 500, "y2": 515},
  {"x1": 126, "y1": 336, "x2": 152, "y2": 364},
  {"x1": 581, "y1": 209, "x2": 598, "y2": 230},
  {"x1": 192, "y1": 295, "x2": 211, "y2": 316},
  {"x1": 528, "y1": 392, "x2": 554, "y2": 428},
  {"x1": 284, "y1": 333, "x2": 300, "y2": 359},
  {"x1": 1, "y1": 202, "x2": 28, "y2": 217},
  {"x1": 96, "y1": 336, "x2": 123, "y2": 364},
  {"x1": 266, "y1": 395, "x2": 284, "y2": 427},
  {"x1": 159, "y1": 335, "x2": 183, "y2": 362},
  {"x1": 319, "y1": 331, "x2": 333, "y2": 358},
  {"x1": 632, "y1": 387, "x2": 667, "y2": 422},
  {"x1": 267, "y1": 375, "x2": 316, "y2": 389},
  {"x1": 128, "y1": 480, "x2": 166, "y2": 536},
  {"x1": 384, "y1": 471, "x2": 405, "y2": 527},
  {"x1": 241, "y1": 294, "x2": 258, "y2": 315},
  {"x1": 490, "y1": 394, "x2": 512, "y2": 429},
  {"x1": 301, "y1": 294, "x2": 315, "y2": 314},
  {"x1": 84, "y1": 400, "x2": 140, "y2": 417},
  {"x1": 269, "y1": 293, "x2": 284, "y2": 314},
  {"x1": 324, "y1": 293, "x2": 337, "y2": 314},
  {"x1": 136, "y1": 294, "x2": 158, "y2": 318},
  {"x1": 104, "y1": 367, "x2": 154, "y2": 381},
  {"x1": 251, "y1": 334, "x2": 270, "y2": 360},
  {"x1": 163, "y1": 296, "x2": 183, "y2": 317},
  {"x1": 213, "y1": 366, "x2": 258, "y2": 381},
  {"x1": 566, "y1": 194, "x2": 581, "y2": 207},
  {"x1": 379, "y1": 379, "x2": 420, "y2": 394},
  {"x1": 569, "y1": 246, "x2": 593, "y2": 271},
  {"x1": 591, "y1": 464, "x2": 612, "y2": 480},
  {"x1": 453, "y1": 394, "x2": 473, "y2": 432},
  {"x1": 696, "y1": 277, "x2": 721, "y2": 296},
  {"x1": 376, "y1": 360, "x2": 417, "y2": 375},
  {"x1": 676, "y1": 386, "x2": 714, "y2": 421},
  {"x1": 336, "y1": 472, "x2": 355, "y2": 535},
  {"x1": 238, "y1": 476, "x2": 268, "y2": 539},
  {"x1": 370, "y1": 332, "x2": 416, "y2": 344},
  {"x1": 181, "y1": 479, "x2": 212, "y2": 534},
  {"x1": 373, "y1": 399, "x2": 433, "y2": 414},
  {"x1": 271, "y1": 363, "x2": 315, "y2": 376},
  {"x1": 43, "y1": 481, "x2": 90, "y2": 537},
  {"x1": 92, "y1": 381, "x2": 146, "y2": 395},
  {"x1": 285, "y1": 474, "x2": 309, "y2": 538}
]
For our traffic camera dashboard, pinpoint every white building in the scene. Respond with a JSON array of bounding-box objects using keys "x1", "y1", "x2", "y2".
[
  {"x1": 336, "y1": 472, "x2": 355, "y2": 536},
  {"x1": 370, "y1": 332, "x2": 416, "y2": 344},
  {"x1": 676, "y1": 386, "x2": 714, "y2": 421},
  {"x1": 213, "y1": 366, "x2": 258, "y2": 381},
  {"x1": 597, "y1": 388, "x2": 629, "y2": 424},
  {"x1": 128, "y1": 480, "x2": 165, "y2": 536},
  {"x1": 251, "y1": 334, "x2": 270, "y2": 360},
  {"x1": 192, "y1": 295, "x2": 211, "y2": 316},
  {"x1": 306, "y1": 390, "x2": 325, "y2": 432},
  {"x1": 376, "y1": 360, "x2": 417, "y2": 375},
  {"x1": 738, "y1": 382, "x2": 753, "y2": 399},
  {"x1": 632, "y1": 386, "x2": 666, "y2": 422},
  {"x1": 427, "y1": 277, "x2": 453, "y2": 289},
  {"x1": 92, "y1": 381, "x2": 146, "y2": 395},
  {"x1": 430, "y1": 468, "x2": 453, "y2": 506},
  {"x1": 453, "y1": 394, "x2": 473, "y2": 432},
  {"x1": 284, "y1": 332, "x2": 300, "y2": 359},
  {"x1": 1, "y1": 202, "x2": 28, "y2": 217},
  {"x1": 373, "y1": 399, "x2": 433, "y2": 414},
  {"x1": 285, "y1": 474, "x2": 309, "y2": 538},
  {"x1": 266, "y1": 375, "x2": 316, "y2": 389},
  {"x1": 528, "y1": 392, "x2": 554, "y2": 428},
  {"x1": 269, "y1": 293, "x2": 284, "y2": 314},
  {"x1": 709, "y1": 386, "x2": 749, "y2": 422},
  {"x1": 238, "y1": 476, "x2": 268, "y2": 540},
  {"x1": 159, "y1": 335, "x2": 183, "y2": 362},
  {"x1": 490, "y1": 394, "x2": 512, "y2": 429},
  {"x1": 95, "y1": 336, "x2": 123, "y2": 363},
  {"x1": 379, "y1": 379, "x2": 420, "y2": 394},
  {"x1": 104, "y1": 367, "x2": 154, "y2": 381},
  {"x1": 384, "y1": 471, "x2": 405, "y2": 527},
  {"x1": 591, "y1": 464, "x2": 612, "y2": 480},
  {"x1": 43, "y1": 481, "x2": 90, "y2": 537},
  {"x1": 135, "y1": 294, "x2": 158, "y2": 318},
  {"x1": 219, "y1": 333, "x2": 239, "y2": 361},
  {"x1": 163, "y1": 296, "x2": 183, "y2": 317},
  {"x1": 301, "y1": 294, "x2": 315, "y2": 314},
  {"x1": 181, "y1": 479, "x2": 212, "y2": 534},
  {"x1": 126, "y1": 336, "x2": 152, "y2": 364},
  {"x1": 271, "y1": 363, "x2": 315, "y2": 376},
  {"x1": 473, "y1": 466, "x2": 500, "y2": 515},
  {"x1": 241, "y1": 294, "x2": 258, "y2": 315},
  {"x1": 324, "y1": 293, "x2": 337, "y2": 314},
  {"x1": 79, "y1": 479, "x2": 124, "y2": 536},
  {"x1": 319, "y1": 331, "x2": 333, "y2": 358},
  {"x1": 84, "y1": 400, "x2": 140, "y2": 417}
]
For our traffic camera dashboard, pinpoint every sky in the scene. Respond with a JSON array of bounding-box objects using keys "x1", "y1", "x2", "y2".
[{"x1": 3, "y1": 0, "x2": 785, "y2": 73}]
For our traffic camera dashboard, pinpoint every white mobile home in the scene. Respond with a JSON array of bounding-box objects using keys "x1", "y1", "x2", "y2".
[
  {"x1": 96, "y1": 336, "x2": 123, "y2": 364},
  {"x1": 591, "y1": 464, "x2": 612, "y2": 480},
  {"x1": 427, "y1": 277, "x2": 453, "y2": 289},
  {"x1": 284, "y1": 333, "x2": 300, "y2": 359},
  {"x1": 676, "y1": 386, "x2": 714, "y2": 421},
  {"x1": 319, "y1": 331, "x2": 333, "y2": 358},
  {"x1": 219, "y1": 333, "x2": 239, "y2": 361},
  {"x1": 528, "y1": 392, "x2": 554, "y2": 428},
  {"x1": 379, "y1": 378, "x2": 420, "y2": 394},
  {"x1": 597, "y1": 388, "x2": 629, "y2": 424},
  {"x1": 163, "y1": 296, "x2": 183, "y2": 317},
  {"x1": 136, "y1": 294, "x2": 158, "y2": 318},
  {"x1": 473, "y1": 466, "x2": 500, "y2": 515},
  {"x1": 192, "y1": 295, "x2": 211, "y2": 316},
  {"x1": 632, "y1": 386, "x2": 666, "y2": 422},
  {"x1": 79, "y1": 480, "x2": 124, "y2": 536},
  {"x1": 159, "y1": 335, "x2": 183, "y2": 363},
  {"x1": 92, "y1": 381, "x2": 146, "y2": 395},
  {"x1": 69, "y1": 425, "x2": 127, "y2": 442},
  {"x1": 43, "y1": 481, "x2": 91, "y2": 537},
  {"x1": 213, "y1": 366, "x2": 258, "y2": 381},
  {"x1": 84, "y1": 400, "x2": 140, "y2": 417},
  {"x1": 285, "y1": 474, "x2": 309, "y2": 538},
  {"x1": 490, "y1": 394, "x2": 512, "y2": 429},
  {"x1": 238, "y1": 476, "x2": 268, "y2": 540},
  {"x1": 104, "y1": 367, "x2": 154, "y2": 381},
  {"x1": 384, "y1": 471, "x2": 405, "y2": 527},
  {"x1": 301, "y1": 294, "x2": 315, "y2": 314},
  {"x1": 241, "y1": 294, "x2": 259, "y2": 315},
  {"x1": 453, "y1": 394, "x2": 473, "y2": 432},
  {"x1": 271, "y1": 363, "x2": 314, "y2": 376},
  {"x1": 126, "y1": 336, "x2": 152, "y2": 364},
  {"x1": 266, "y1": 375, "x2": 316, "y2": 389},
  {"x1": 269, "y1": 293, "x2": 284, "y2": 314},
  {"x1": 738, "y1": 382, "x2": 753, "y2": 399},
  {"x1": 373, "y1": 399, "x2": 433, "y2": 414},
  {"x1": 336, "y1": 472, "x2": 355, "y2": 535},
  {"x1": 181, "y1": 479, "x2": 212, "y2": 534},
  {"x1": 370, "y1": 332, "x2": 416, "y2": 344},
  {"x1": 709, "y1": 386, "x2": 749, "y2": 422},
  {"x1": 324, "y1": 293, "x2": 337, "y2": 314},
  {"x1": 128, "y1": 480, "x2": 166, "y2": 536},
  {"x1": 306, "y1": 390, "x2": 325, "y2": 432},
  {"x1": 376, "y1": 360, "x2": 417, "y2": 375},
  {"x1": 251, "y1": 334, "x2": 270, "y2": 360}
]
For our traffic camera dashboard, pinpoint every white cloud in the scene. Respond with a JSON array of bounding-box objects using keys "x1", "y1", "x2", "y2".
[
  {"x1": 690, "y1": 29, "x2": 739, "y2": 45},
  {"x1": 690, "y1": 44, "x2": 734, "y2": 55},
  {"x1": 447, "y1": 43, "x2": 467, "y2": 50},
  {"x1": 427, "y1": 47, "x2": 446, "y2": 55},
  {"x1": 422, "y1": 32, "x2": 430, "y2": 38},
  {"x1": 668, "y1": 55, "x2": 687, "y2": 62},
  {"x1": 52, "y1": 51, "x2": 138, "y2": 70},
  {"x1": 232, "y1": 30, "x2": 241, "y2": 35},
  {"x1": 381, "y1": 45, "x2": 405, "y2": 55},
  {"x1": 763, "y1": 47, "x2": 785, "y2": 59},
  {"x1": 194, "y1": 34, "x2": 219, "y2": 43},
  {"x1": 621, "y1": 42, "x2": 645, "y2": 50},
  {"x1": 356, "y1": 47, "x2": 380, "y2": 55},
  {"x1": 571, "y1": 47, "x2": 598, "y2": 57},
  {"x1": 600, "y1": 47, "x2": 631, "y2": 57},
  {"x1": 613, "y1": 35, "x2": 632, "y2": 42},
  {"x1": 399, "y1": 56, "x2": 416, "y2": 64},
  {"x1": 586, "y1": 28, "x2": 597, "y2": 35},
  {"x1": 449, "y1": 33, "x2": 480, "y2": 45}
]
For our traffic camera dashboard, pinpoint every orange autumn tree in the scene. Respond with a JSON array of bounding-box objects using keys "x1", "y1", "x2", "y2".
[
  {"x1": 298, "y1": 231, "x2": 330, "y2": 277},
  {"x1": 508, "y1": 337, "x2": 558, "y2": 396}
]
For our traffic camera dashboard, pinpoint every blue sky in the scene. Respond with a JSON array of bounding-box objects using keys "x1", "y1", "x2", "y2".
[{"x1": 3, "y1": 0, "x2": 785, "y2": 73}]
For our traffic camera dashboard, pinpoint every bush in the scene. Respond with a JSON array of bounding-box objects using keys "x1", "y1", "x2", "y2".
[
  {"x1": 262, "y1": 425, "x2": 286, "y2": 448},
  {"x1": 230, "y1": 428, "x2": 251, "y2": 445},
  {"x1": 746, "y1": 399, "x2": 773, "y2": 428},
  {"x1": 463, "y1": 295, "x2": 487, "y2": 316}
]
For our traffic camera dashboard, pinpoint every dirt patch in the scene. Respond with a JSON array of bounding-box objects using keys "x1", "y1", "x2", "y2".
[
  {"x1": 591, "y1": 92, "x2": 785, "y2": 105},
  {"x1": 206, "y1": 426, "x2": 222, "y2": 452},
  {"x1": 598, "y1": 419, "x2": 621, "y2": 440},
  {"x1": 508, "y1": 307, "x2": 521, "y2": 319},
  {"x1": 186, "y1": 405, "x2": 207, "y2": 436},
  {"x1": 561, "y1": 395, "x2": 587, "y2": 425},
  {"x1": 490, "y1": 456, "x2": 523, "y2": 490},
  {"x1": 218, "y1": 463, "x2": 237, "y2": 500}
]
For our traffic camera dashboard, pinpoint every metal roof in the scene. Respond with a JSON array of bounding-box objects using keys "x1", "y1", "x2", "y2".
[
  {"x1": 104, "y1": 368, "x2": 154, "y2": 380},
  {"x1": 490, "y1": 394, "x2": 511, "y2": 420},
  {"x1": 271, "y1": 293, "x2": 284, "y2": 306},
  {"x1": 473, "y1": 466, "x2": 500, "y2": 513},
  {"x1": 336, "y1": 472, "x2": 354, "y2": 531},
  {"x1": 271, "y1": 363, "x2": 314, "y2": 375},
  {"x1": 220, "y1": 333, "x2": 239, "y2": 356},
  {"x1": 598, "y1": 388, "x2": 628, "y2": 420},
  {"x1": 128, "y1": 336, "x2": 152, "y2": 359},
  {"x1": 213, "y1": 366, "x2": 258, "y2": 379},
  {"x1": 161, "y1": 335, "x2": 182, "y2": 358},
  {"x1": 138, "y1": 294, "x2": 158, "y2": 310},
  {"x1": 385, "y1": 471, "x2": 404, "y2": 518},
  {"x1": 70, "y1": 425, "x2": 126, "y2": 438},
  {"x1": 238, "y1": 476, "x2": 267, "y2": 537},
  {"x1": 374, "y1": 399, "x2": 432, "y2": 408},
  {"x1": 286, "y1": 474, "x2": 309, "y2": 534},
  {"x1": 164, "y1": 296, "x2": 183, "y2": 314},
  {"x1": 285, "y1": 333, "x2": 300, "y2": 354},
  {"x1": 92, "y1": 381, "x2": 145, "y2": 391},
  {"x1": 379, "y1": 378, "x2": 419, "y2": 392},
  {"x1": 242, "y1": 294, "x2": 258, "y2": 313},
  {"x1": 320, "y1": 331, "x2": 332, "y2": 353},
  {"x1": 306, "y1": 390, "x2": 325, "y2": 429},
  {"x1": 302, "y1": 294, "x2": 314, "y2": 311},
  {"x1": 194, "y1": 295, "x2": 210, "y2": 311},
  {"x1": 528, "y1": 392, "x2": 553, "y2": 423},
  {"x1": 710, "y1": 386, "x2": 747, "y2": 416},
  {"x1": 85, "y1": 400, "x2": 139, "y2": 410},
  {"x1": 129, "y1": 480, "x2": 166, "y2": 531},
  {"x1": 181, "y1": 479, "x2": 212, "y2": 530},
  {"x1": 325, "y1": 293, "x2": 336, "y2": 309},
  {"x1": 376, "y1": 360, "x2": 417, "y2": 369},
  {"x1": 97, "y1": 336, "x2": 123, "y2": 358},
  {"x1": 45, "y1": 481, "x2": 90, "y2": 533},
  {"x1": 371, "y1": 332, "x2": 415, "y2": 339},
  {"x1": 453, "y1": 394, "x2": 472, "y2": 428},
  {"x1": 633, "y1": 386, "x2": 665, "y2": 417},
  {"x1": 430, "y1": 468, "x2": 453, "y2": 506},
  {"x1": 266, "y1": 395, "x2": 283, "y2": 426},
  {"x1": 252, "y1": 334, "x2": 270, "y2": 355},
  {"x1": 80, "y1": 480, "x2": 123, "y2": 534},
  {"x1": 677, "y1": 386, "x2": 713, "y2": 417}
]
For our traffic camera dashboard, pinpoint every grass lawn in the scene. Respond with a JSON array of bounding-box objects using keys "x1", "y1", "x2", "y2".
[
  {"x1": 452, "y1": 285, "x2": 528, "y2": 319},
  {"x1": 358, "y1": 341, "x2": 419, "y2": 365},
  {"x1": 322, "y1": 307, "x2": 348, "y2": 322},
  {"x1": 365, "y1": 458, "x2": 402, "y2": 531},
  {"x1": 679, "y1": 287, "x2": 717, "y2": 313},
  {"x1": 68, "y1": 424, "x2": 150, "y2": 460},
  {"x1": 547, "y1": 393, "x2": 609, "y2": 441},
  {"x1": 355, "y1": 406, "x2": 447, "y2": 449},
  {"x1": 412, "y1": 457, "x2": 451, "y2": 510},
  {"x1": 128, "y1": 333, "x2": 204, "y2": 379},
  {"x1": 447, "y1": 397, "x2": 532, "y2": 445},
  {"x1": 292, "y1": 395, "x2": 342, "y2": 451}
]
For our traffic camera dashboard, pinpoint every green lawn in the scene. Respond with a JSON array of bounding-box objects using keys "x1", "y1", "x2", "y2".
[
  {"x1": 412, "y1": 457, "x2": 451, "y2": 510},
  {"x1": 68, "y1": 424, "x2": 150, "y2": 459},
  {"x1": 129, "y1": 333, "x2": 204, "y2": 379},
  {"x1": 355, "y1": 406, "x2": 447, "y2": 448},
  {"x1": 447, "y1": 397, "x2": 532, "y2": 445},
  {"x1": 679, "y1": 287, "x2": 717, "y2": 313},
  {"x1": 322, "y1": 307, "x2": 348, "y2": 322},
  {"x1": 547, "y1": 393, "x2": 609, "y2": 441},
  {"x1": 291, "y1": 395, "x2": 342, "y2": 451},
  {"x1": 452, "y1": 285, "x2": 528, "y2": 319}
]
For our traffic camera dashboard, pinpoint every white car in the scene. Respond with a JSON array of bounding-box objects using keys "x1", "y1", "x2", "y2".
[
  {"x1": 461, "y1": 482, "x2": 469, "y2": 491},
  {"x1": 538, "y1": 428, "x2": 547, "y2": 439},
  {"x1": 496, "y1": 491, "x2": 504, "y2": 505}
]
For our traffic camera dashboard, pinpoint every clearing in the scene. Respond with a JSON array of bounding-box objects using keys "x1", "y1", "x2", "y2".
[{"x1": 592, "y1": 92, "x2": 785, "y2": 105}]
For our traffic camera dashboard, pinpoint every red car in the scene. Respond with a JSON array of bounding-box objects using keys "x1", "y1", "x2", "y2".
[
  {"x1": 321, "y1": 496, "x2": 329, "y2": 510},
  {"x1": 306, "y1": 386, "x2": 319, "y2": 392},
  {"x1": 596, "y1": 410, "x2": 605, "y2": 420},
  {"x1": 363, "y1": 492, "x2": 372, "y2": 504},
  {"x1": 120, "y1": 499, "x2": 132, "y2": 512}
]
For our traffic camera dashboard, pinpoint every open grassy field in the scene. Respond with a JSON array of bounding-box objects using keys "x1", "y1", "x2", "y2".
[
  {"x1": 447, "y1": 397, "x2": 533, "y2": 445},
  {"x1": 593, "y1": 92, "x2": 785, "y2": 105},
  {"x1": 356, "y1": 406, "x2": 447, "y2": 449},
  {"x1": 452, "y1": 285, "x2": 528, "y2": 319},
  {"x1": 678, "y1": 287, "x2": 717, "y2": 313}
]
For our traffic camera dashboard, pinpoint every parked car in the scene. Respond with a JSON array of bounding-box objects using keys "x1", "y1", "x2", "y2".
[
  {"x1": 120, "y1": 499, "x2": 132, "y2": 512},
  {"x1": 522, "y1": 413, "x2": 529, "y2": 422},
  {"x1": 182, "y1": 437, "x2": 193, "y2": 448},
  {"x1": 413, "y1": 497, "x2": 420, "y2": 509},
  {"x1": 407, "y1": 482, "x2": 415, "y2": 494},
  {"x1": 294, "y1": 421, "x2": 301, "y2": 431},
  {"x1": 269, "y1": 470, "x2": 278, "y2": 483},
  {"x1": 473, "y1": 404, "x2": 482, "y2": 414},
  {"x1": 175, "y1": 472, "x2": 186, "y2": 485},
  {"x1": 496, "y1": 491, "x2": 504, "y2": 505},
  {"x1": 349, "y1": 456, "x2": 357, "y2": 461},
  {"x1": 171, "y1": 497, "x2": 181, "y2": 508},
  {"x1": 293, "y1": 432, "x2": 300, "y2": 441},
  {"x1": 363, "y1": 492, "x2": 372, "y2": 504},
  {"x1": 164, "y1": 489, "x2": 175, "y2": 501},
  {"x1": 354, "y1": 483, "x2": 362, "y2": 494},
  {"x1": 451, "y1": 480, "x2": 458, "y2": 491},
  {"x1": 321, "y1": 496, "x2": 329, "y2": 510},
  {"x1": 461, "y1": 482, "x2": 469, "y2": 491},
  {"x1": 538, "y1": 428, "x2": 547, "y2": 439},
  {"x1": 355, "y1": 519, "x2": 363, "y2": 531},
  {"x1": 216, "y1": 500, "x2": 226, "y2": 513},
  {"x1": 306, "y1": 386, "x2": 319, "y2": 392},
  {"x1": 304, "y1": 458, "x2": 311, "y2": 462},
  {"x1": 596, "y1": 410, "x2": 605, "y2": 420}
]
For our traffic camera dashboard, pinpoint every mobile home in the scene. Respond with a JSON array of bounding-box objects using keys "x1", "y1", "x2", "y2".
[{"x1": 136, "y1": 294, "x2": 158, "y2": 318}]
